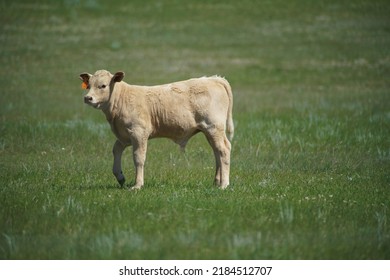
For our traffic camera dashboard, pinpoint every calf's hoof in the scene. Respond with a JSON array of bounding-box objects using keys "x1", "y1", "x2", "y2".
[
  {"x1": 218, "y1": 183, "x2": 229, "y2": 190},
  {"x1": 117, "y1": 177, "x2": 126, "y2": 187},
  {"x1": 129, "y1": 184, "x2": 143, "y2": 191}
]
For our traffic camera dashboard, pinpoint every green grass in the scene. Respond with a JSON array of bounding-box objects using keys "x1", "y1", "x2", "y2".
[{"x1": 1, "y1": 0, "x2": 389, "y2": 259}]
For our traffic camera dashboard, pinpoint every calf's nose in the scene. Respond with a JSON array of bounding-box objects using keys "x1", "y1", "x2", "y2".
[{"x1": 84, "y1": 96, "x2": 93, "y2": 103}]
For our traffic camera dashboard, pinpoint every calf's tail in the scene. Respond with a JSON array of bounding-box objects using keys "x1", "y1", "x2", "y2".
[{"x1": 218, "y1": 77, "x2": 234, "y2": 141}]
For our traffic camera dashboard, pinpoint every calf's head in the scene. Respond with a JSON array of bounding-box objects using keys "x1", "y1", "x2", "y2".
[{"x1": 80, "y1": 70, "x2": 125, "y2": 109}]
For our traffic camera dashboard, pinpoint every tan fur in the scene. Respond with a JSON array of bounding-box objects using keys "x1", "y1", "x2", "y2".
[{"x1": 80, "y1": 70, "x2": 234, "y2": 190}]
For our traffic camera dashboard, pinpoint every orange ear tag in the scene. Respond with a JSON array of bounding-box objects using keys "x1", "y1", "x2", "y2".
[{"x1": 81, "y1": 82, "x2": 88, "y2": 89}]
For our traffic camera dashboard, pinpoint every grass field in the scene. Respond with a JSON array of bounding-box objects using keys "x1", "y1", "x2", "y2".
[{"x1": 0, "y1": 0, "x2": 389, "y2": 259}]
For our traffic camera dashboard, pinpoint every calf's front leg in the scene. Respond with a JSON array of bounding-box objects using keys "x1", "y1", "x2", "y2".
[
  {"x1": 131, "y1": 137, "x2": 148, "y2": 190},
  {"x1": 112, "y1": 140, "x2": 127, "y2": 187}
]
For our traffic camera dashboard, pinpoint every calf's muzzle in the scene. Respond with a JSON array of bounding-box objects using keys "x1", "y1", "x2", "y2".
[{"x1": 84, "y1": 96, "x2": 93, "y2": 104}]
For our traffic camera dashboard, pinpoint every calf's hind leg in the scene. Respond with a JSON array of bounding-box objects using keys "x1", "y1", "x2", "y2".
[{"x1": 205, "y1": 129, "x2": 231, "y2": 189}]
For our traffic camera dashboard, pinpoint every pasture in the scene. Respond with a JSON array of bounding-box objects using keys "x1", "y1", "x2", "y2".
[{"x1": 0, "y1": 0, "x2": 389, "y2": 259}]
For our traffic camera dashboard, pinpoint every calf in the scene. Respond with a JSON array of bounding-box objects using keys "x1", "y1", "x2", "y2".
[{"x1": 80, "y1": 70, "x2": 234, "y2": 190}]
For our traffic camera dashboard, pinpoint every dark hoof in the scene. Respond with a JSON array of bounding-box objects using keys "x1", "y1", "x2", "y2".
[{"x1": 118, "y1": 178, "x2": 126, "y2": 187}]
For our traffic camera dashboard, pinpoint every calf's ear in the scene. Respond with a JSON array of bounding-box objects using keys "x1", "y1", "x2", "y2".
[
  {"x1": 79, "y1": 73, "x2": 92, "y2": 89},
  {"x1": 112, "y1": 71, "x2": 125, "y2": 83},
  {"x1": 79, "y1": 73, "x2": 92, "y2": 82}
]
